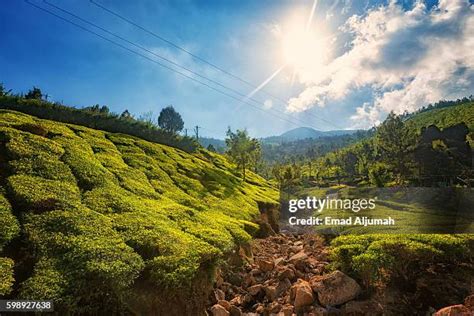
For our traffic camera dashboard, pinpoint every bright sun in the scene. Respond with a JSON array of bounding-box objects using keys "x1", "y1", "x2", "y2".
[{"x1": 282, "y1": 24, "x2": 327, "y2": 70}]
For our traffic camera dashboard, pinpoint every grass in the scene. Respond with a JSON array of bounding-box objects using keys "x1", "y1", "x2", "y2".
[{"x1": 0, "y1": 109, "x2": 278, "y2": 313}]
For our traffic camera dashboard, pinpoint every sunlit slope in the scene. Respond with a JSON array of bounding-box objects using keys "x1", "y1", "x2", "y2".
[
  {"x1": 407, "y1": 101, "x2": 474, "y2": 130},
  {"x1": 0, "y1": 110, "x2": 277, "y2": 310}
]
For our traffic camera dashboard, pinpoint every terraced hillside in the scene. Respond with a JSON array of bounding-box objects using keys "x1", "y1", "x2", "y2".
[{"x1": 0, "y1": 110, "x2": 278, "y2": 314}]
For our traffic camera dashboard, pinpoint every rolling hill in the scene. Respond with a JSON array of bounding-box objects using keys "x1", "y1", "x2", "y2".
[
  {"x1": 0, "y1": 110, "x2": 278, "y2": 314},
  {"x1": 262, "y1": 127, "x2": 358, "y2": 143}
]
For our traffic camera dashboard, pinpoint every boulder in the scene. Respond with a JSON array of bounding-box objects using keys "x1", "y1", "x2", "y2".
[
  {"x1": 214, "y1": 289, "x2": 226, "y2": 301},
  {"x1": 289, "y1": 251, "x2": 308, "y2": 264},
  {"x1": 257, "y1": 258, "x2": 274, "y2": 272},
  {"x1": 291, "y1": 279, "x2": 314, "y2": 310},
  {"x1": 247, "y1": 284, "x2": 262, "y2": 296},
  {"x1": 229, "y1": 305, "x2": 243, "y2": 316},
  {"x1": 310, "y1": 270, "x2": 361, "y2": 306},
  {"x1": 464, "y1": 295, "x2": 474, "y2": 311},
  {"x1": 278, "y1": 267, "x2": 296, "y2": 281},
  {"x1": 434, "y1": 304, "x2": 471, "y2": 316},
  {"x1": 264, "y1": 285, "x2": 278, "y2": 301},
  {"x1": 211, "y1": 303, "x2": 230, "y2": 316},
  {"x1": 218, "y1": 300, "x2": 231, "y2": 311}
]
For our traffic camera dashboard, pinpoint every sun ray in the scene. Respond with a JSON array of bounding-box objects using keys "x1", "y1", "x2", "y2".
[
  {"x1": 306, "y1": 0, "x2": 318, "y2": 31},
  {"x1": 243, "y1": 64, "x2": 286, "y2": 101}
]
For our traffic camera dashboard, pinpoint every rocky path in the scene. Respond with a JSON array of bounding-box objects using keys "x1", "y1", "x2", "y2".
[
  {"x1": 206, "y1": 233, "x2": 474, "y2": 316},
  {"x1": 206, "y1": 233, "x2": 371, "y2": 316}
]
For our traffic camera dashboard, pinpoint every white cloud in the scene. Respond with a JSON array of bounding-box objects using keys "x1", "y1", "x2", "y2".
[{"x1": 287, "y1": 0, "x2": 474, "y2": 128}]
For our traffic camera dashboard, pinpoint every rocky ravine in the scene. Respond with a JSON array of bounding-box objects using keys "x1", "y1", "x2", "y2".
[
  {"x1": 206, "y1": 233, "x2": 474, "y2": 316},
  {"x1": 206, "y1": 233, "x2": 378, "y2": 316}
]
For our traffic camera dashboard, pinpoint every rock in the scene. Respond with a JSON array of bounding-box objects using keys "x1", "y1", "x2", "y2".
[
  {"x1": 289, "y1": 251, "x2": 308, "y2": 264},
  {"x1": 289, "y1": 245, "x2": 304, "y2": 254},
  {"x1": 275, "y1": 257, "x2": 286, "y2": 266},
  {"x1": 218, "y1": 300, "x2": 231, "y2": 311},
  {"x1": 255, "y1": 304, "x2": 265, "y2": 314},
  {"x1": 264, "y1": 285, "x2": 278, "y2": 301},
  {"x1": 434, "y1": 304, "x2": 471, "y2": 316},
  {"x1": 276, "y1": 278, "x2": 292, "y2": 296},
  {"x1": 256, "y1": 258, "x2": 274, "y2": 272},
  {"x1": 229, "y1": 295, "x2": 243, "y2": 306},
  {"x1": 211, "y1": 304, "x2": 230, "y2": 316},
  {"x1": 464, "y1": 295, "x2": 474, "y2": 311},
  {"x1": 341, "y1": 300, "x2": 383, "y2": 315},
  {"x1": 280, "y1": 305, "x2": 294, "y2": 316},
  {"x1": 278, "y1": 267, "x2": 296, "y2": 280},
  {"x1": 229, "y1": 305, "x2": 243, "y2": 316},
  {"x1": 215, "y1": 289, "x2": 226, "y2": 301},
  {"x1": 243, "y1": 274, "x2": 256, "y2": 287},
  {"x1": 268, "y1": 301, "x2": 283, "y2": 313},
  {"x1": 291, "y1": 279, "x2": 314, "y2": 310},
  {"x1": 310, "y1": 270, "x2": 361, "y2": 306},
  {"x1": 247, "y1": 284, "x2": 262, "y2": 296}
]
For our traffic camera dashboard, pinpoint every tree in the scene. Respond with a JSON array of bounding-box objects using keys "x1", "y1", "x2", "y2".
[
  {"x1": 157, "y1": 106, "x2": 184, "y2": 134},
  {"x1": 225, "y1": 128, "x2": 261, "y2": 181},
  {"x1": 206, "y1": 144, "x2": 216, "y2": 152},
  {"x1": 25, "y1": 86, "x2": 43, "y2": 100},
  {"x1": 120, "y1": 110, "x2": 132, "y2": 119},
  {"x1": 375, "y1": 112, "x2": 417, "y2": 184},
  {"x1": 0, "y1": 83, "x2": 12, "y2": 96}
]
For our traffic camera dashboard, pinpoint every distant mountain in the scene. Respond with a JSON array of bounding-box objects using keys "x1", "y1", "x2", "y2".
[
  {"x1": 199, "y1": 137, "x2": 226, "y2": 153},
  {"x1": 262, "y1": 127, "x2": 358, "y2": 143}
]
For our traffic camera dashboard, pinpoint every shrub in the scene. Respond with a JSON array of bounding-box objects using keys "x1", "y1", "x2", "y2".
[
  {"x1": 7, "y1": 175, "x2": 81, "y2": 212},
  {"x1": 330, "y1": 234, "x2": 474, "y2": 288},
  {"x1": 0, "y1": 192, "x2": 20, "y2": 249},
  {"x1": 0, "y1": 257, "x2": 15, "y2": 295}
]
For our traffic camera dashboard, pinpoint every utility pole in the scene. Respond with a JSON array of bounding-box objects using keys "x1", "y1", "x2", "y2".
[
  {"x1": 194, "y1": 126, "x2": 200, "y2": 140},
  {"x1": 184, "y1": 128, "x2": 188, "y2": 137}
]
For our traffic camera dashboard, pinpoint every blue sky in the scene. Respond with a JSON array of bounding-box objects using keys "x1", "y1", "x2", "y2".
[{"x1": 1, "y1": 0, "x2": 472, "y2": 138}]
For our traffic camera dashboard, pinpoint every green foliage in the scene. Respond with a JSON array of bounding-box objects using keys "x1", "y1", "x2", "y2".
[
  {"x1": 0, "y1": 110, "x2": 278, "y2": 312},
  {"x1": 7, "y1": 175, "x2": 81, "y2": 212},
  {"x1": 225, "y1": 128, "x2": 261, "y2": 181},
  {"x1": 368, "y1": 162, "x2": 392, "y2": 187},
  {"x1": 0, "y1": 192, "x2": 20, "y2": 249},
  {"x1": 407, "y1": 100, "x2": 474, "y2": 131},
  {"x1": 330, "y1": 234, "x2": 474, "y2": 287},
  {"x1": 157, "y1": 105, "x2": 184, "y2": 134},
  {"x1": 0, "y1": 257, "x2": 15, "y2": 295},
  {"x1": 0, "y1": 94, "x2": 198, "y2": 152},
  {"x1": 25, "y1": 86, "x2": 43, "y2": 100}
]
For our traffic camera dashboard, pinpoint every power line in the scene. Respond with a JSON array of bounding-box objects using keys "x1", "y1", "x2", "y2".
[
  {"x1": 25, "y1": 0, "x2": 317, "y2": 130},
  {"x1": 42, "y1": 0, "x2": 318, "y2": 129},
  {"x1": 89, "y1": 0, "x2": 342, "y2": 130}
]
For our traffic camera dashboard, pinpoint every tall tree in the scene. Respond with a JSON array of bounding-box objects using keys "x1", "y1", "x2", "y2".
[
  {"x1": 158, "y1": 106, "x2": 184, "y2": 134},
  {"x1": 376, "y1": 112, "x2": 417, "y2": 183},
  {"x1": 225, "y1": 128, "x2": 261, "y2": 181}
]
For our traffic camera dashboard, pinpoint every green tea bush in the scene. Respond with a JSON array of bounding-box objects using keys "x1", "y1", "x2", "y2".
[
  {"x1": 0, "y1": 257, "x2": 15, "y2": 295},
  {"x1": 0, "y1": 110, "x2": 279, "y2": 312},
  {"x1": 0, "y1": 192, "x2": 19, "y2": 249},
  {"x1": 7, "y1": 175, "x2": 81, "y2": 212},
  {"x1": 330, "y1": 234, "x2": 474, "y2": 287}
]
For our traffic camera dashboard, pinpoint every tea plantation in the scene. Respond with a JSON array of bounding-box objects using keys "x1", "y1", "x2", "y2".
[{"x1": 0, "y1": 110, "x2": 278, "y2": 313}]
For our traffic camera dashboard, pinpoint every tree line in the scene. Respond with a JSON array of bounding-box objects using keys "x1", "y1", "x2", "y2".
[{"x1": 0, "y1": 84, "x2": 197, "y2": 152}]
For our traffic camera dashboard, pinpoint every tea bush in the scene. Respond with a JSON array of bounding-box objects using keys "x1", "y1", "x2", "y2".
[
  {"x1": 330, "y1": 234, "x2": 474, "y2": 287},
  {"x1": 0, "y1": 110, "x2": 278, "y2": 312}
]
